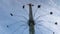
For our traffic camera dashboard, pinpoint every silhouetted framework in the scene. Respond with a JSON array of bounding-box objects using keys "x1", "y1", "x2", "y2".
[
  {"x1": 28, "y1": 4, "x2": 35, "y2": 34},
  {"x1": 8, "y1": 3, "x2": 55, "y2": 34}
]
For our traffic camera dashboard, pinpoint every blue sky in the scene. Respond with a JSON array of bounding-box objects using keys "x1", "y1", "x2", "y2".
[{"x1": 0, "y1": 0, "x2": 60, "y2": 34}]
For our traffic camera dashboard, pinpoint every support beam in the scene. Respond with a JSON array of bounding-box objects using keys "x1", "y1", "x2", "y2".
[{"x1": 28, "y1": 3, "x2": 35, "y2": 34}]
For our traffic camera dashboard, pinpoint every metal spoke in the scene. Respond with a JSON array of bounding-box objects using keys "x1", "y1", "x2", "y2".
[
  {"x1": 35, "y1": 20, "x2": 44, "y2": 24},
  {"x1": 34, "y1": 5, "x2": 41, "y2": 17},
  {"x1": 12, "y1": 24, "x2": 28, "y2": 34},
  {"x1": 36, "y1": 23, "x2": 53, "y2": 32},
  {"x1": 10, "y1": 13, "x2": 28, "y2": 20},
  {"x1": 22, "y1": 5, "x2": 29, "y2": 15},
  {"x1": 7, "y1": 20, "x2": 27, "y2": 28},
  {"x1": 34, "y1": 8, "x2": 38, "y2": 17},
  {"x1": 35, "y1": 25, "x2": 43, "y2": 34},
  {"x1": 35, "y1": 14, "x2": 47, "y2": 20},
  {"x1": 14, "y1": 14, "x2": 28, "y2": 20},
  {"x1": 35, "y1": 16, "x2": 40, "y2": 21},
  {"x1": 23, "y1": 9, "x2": 29, "y2": 16},
  {"x1": 22, "y1": 26, "x2": 28, "y2": 34}
]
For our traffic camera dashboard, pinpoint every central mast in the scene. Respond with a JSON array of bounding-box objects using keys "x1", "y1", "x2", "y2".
[{"x1": 28, "y1": 3, "x2": 35, "y2": 34}]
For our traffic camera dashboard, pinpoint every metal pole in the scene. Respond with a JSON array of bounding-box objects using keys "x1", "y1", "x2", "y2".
[{"x1": 28, "y1": 3, "x2": 35, "y2": 34}]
